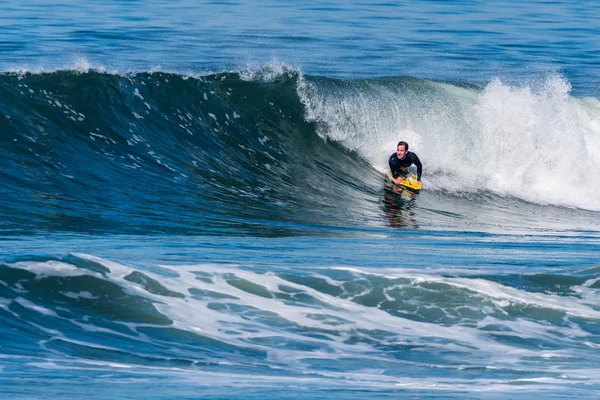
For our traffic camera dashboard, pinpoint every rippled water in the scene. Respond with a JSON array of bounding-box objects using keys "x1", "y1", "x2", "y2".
[{"x1": 3, "y1": 0, "x2": 600, "y2": 94}]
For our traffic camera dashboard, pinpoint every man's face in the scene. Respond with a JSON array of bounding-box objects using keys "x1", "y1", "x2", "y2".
[{"x1": 396, "y1": 145, "x2": 407, "y2": 159}]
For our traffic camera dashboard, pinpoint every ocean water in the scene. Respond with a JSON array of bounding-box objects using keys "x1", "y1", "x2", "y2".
[{"x1": 1, "y1": 1, "x2": 600, "y2": 399}]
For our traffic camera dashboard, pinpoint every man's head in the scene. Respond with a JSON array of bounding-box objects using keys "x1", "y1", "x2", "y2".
[{"x1": 396, "y1": 141, "x2": 409, "y2": 159}]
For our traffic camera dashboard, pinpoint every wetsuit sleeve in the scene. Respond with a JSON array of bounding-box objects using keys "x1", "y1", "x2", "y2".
[
  {"x1": 388, "y1": 154, "x2": 398, "y2": 178},
  {"x1": 412, "y1": 153, "x2": 423, "y2": 180}
]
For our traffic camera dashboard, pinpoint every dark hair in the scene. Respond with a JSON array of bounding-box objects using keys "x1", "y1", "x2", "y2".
[{"x1": 397, "y1": 141, "x2": 409, "y2": 151}]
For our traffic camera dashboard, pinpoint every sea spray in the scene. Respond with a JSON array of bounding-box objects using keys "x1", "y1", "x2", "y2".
[{"x1": 297, "y1": 73, "x2": 600, "y2": 210}]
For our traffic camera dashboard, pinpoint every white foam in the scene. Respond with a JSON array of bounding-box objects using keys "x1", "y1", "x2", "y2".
[
  {"x1": 0, "y1": 298, "x2": 12, "y2": 309},
  {"x1": 238, "y1": 60, "x2": 300, "y2": 82},
  {"x1": 298, "y1": 74, "x2": 600, "y2": 211},
  {"x1": 59, "y1": 291, "x2": 98, "y2": 300},
  {"x1": 3, "y1": 57, "x2": 109, "y2": 75},
  {"x1": 15, "y1": 298, "x2": 58, "y2": 317},
  {"x1": 133, "y1": 88, "x2": 144, "y2": 100},
  {"x1": 9, "y1": 260, "x2": 96, "y2": 278}
]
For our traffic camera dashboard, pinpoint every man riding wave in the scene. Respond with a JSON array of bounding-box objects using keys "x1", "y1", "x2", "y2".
[{"x1": 389, "y1": 141, "x2": 422, "y2": 185}]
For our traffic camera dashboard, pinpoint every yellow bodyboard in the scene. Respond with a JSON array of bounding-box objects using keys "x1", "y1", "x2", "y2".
[{"x1": 387, "y1": 172, "x2": 422, "y2": 192}]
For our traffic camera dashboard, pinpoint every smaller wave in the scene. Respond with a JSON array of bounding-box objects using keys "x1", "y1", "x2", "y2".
[{"x1": 2, "y1": 255, "x2": 600, "y2": 389}]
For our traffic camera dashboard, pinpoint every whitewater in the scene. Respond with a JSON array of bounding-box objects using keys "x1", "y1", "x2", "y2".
[{"x1": 2, "y1": 0, "x2": 600, "y2": 399}]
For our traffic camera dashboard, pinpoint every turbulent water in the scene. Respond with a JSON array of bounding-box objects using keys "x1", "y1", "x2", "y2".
[{"x1": 2, "y1": 1, "x2": 600, "y2": 399}]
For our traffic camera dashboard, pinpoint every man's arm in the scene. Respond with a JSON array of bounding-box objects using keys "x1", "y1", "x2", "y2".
[
  {"x1": 388, "y1": 154, "x2": 398, "y2": 178},
  {"x1": 412, "y1": 153, "x2": 423, "y2": 181}
]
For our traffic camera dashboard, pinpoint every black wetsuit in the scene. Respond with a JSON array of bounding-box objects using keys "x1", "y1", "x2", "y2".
[{"x1": 389, "y1": 151, "x2": 422, "y2": 180}]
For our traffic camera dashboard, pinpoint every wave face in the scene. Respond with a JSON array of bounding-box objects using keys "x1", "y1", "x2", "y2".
[{"x1": 1, "y1": 68, "x2": 600, "y2": 235}]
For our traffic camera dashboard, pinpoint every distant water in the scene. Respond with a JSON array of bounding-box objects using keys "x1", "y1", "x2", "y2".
[{"x1": 1, "y1": 1, "x2": 600, "y2": 399}]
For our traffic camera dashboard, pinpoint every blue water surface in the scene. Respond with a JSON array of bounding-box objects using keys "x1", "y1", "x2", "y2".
[
  {"x1": 1, "y1": 0, "x2": 600, "y2": 93},
  {"x1": 1, "y1": 1, "x2": 600, "y2": 399}
]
